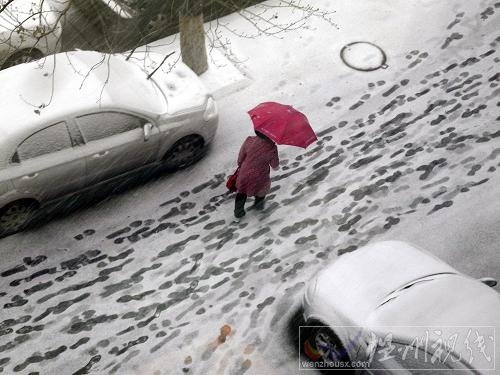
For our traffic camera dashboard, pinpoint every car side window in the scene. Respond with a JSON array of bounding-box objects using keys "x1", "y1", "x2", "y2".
[
  {"x1": 17, "y1": 122, "x2": 72, "y2": 161},
  {"x1": 76, "y1": 112, "x2": 145, "y2": 143}
]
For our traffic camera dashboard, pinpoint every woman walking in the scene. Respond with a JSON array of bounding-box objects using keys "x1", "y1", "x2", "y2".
[
  {"x1": 234, "y1": 130, "x2": 279, "y2": 221},
  {"x1": 229, "y1": 102, "x2": 317, "y2": 221}
]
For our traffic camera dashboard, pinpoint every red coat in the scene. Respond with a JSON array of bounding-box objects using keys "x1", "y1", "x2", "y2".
[{"x1": 236, "y1": 136, "x2": 279, "y2": 197}]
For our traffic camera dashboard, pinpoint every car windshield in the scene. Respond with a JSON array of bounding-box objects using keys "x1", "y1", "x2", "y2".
[{"x1": 124, "y1": 59, "x2": 168, "y2": 112}]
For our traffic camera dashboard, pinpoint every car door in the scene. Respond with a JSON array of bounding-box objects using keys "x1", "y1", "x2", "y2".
[
  {"x1": 10, "y1": 121, "x2": 86, "y2": 201},
  {"x1": 74, "y1": 111, "x2": 160, "y2": 185}
]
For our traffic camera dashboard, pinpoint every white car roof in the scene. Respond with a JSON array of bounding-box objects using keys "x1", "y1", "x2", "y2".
[
  {"x1": 312, "y1": 241, "x2": 500, "y2": 371},
  {"x1": 314, "y1": 241, "x2": 458, "y2": 325},
  {"x1": 0, "y1": 51, "x2": 167, "y2": 164},
  {"x1": 367, "y1": 274, "x2": 500, "y2": 371}
]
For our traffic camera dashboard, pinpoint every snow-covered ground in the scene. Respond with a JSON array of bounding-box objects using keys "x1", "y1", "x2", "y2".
[{"x1": 1, "y1": 0, "x2": 499, "y2": 374}]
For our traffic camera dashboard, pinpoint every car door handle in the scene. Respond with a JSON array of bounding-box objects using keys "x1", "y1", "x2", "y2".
[
  {"x1": 22, "y1": 173, "x2": 39, "y2": 180},
  {"x1": 92, "y1": 151, "x2": 109, "y2": 159}
]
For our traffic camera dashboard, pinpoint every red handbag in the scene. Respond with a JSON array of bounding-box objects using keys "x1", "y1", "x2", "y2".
[{"x1": 226, "y1": 167, "x2": 239, "y2": 192}]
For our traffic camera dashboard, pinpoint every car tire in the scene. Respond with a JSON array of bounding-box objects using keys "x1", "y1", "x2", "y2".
[
  {"x1": 305, "y1": 326, "x2": 352, "y2": 370},
  {"x1": 0, "y1": 201, "x2": 38, "y2": 237},
  {"x1": 2, "y1": 48, "x2": 44, "y2": 69},
  {"x1": 162, "y1": 136, "x2": 205, "y2": 170}
]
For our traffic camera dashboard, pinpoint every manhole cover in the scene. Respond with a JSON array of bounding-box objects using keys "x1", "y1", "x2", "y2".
[{"x1": 340, "y1": 41, "x2": 388, "y2": 72}]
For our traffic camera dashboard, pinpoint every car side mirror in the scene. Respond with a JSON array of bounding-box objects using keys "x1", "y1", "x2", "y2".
[
  {"x1": 479, "y1": 277, "x2": 498, "y2": 287},
  {"x1": 143, "y1": 123, "x2": 153, "y2": 141}
]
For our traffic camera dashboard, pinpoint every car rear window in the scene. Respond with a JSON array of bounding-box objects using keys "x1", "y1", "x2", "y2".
[{"x1": 17, "y1": 122, "x2": 72, "y2": 161}]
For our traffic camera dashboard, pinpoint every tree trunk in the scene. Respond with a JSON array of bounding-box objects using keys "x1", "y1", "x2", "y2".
[{"x1": 179, "y1": 0, "x2": 208, "y2": 75}]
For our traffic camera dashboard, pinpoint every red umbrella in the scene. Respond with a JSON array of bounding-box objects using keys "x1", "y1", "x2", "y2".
[{"x1": 248, "y1": 102, "x2": 317, "y2": 148}]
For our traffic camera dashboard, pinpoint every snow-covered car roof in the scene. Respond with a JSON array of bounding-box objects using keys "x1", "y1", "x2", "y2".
[
  {"x1": 367, "y1": 273, "x2": 500, "y2": 371},
  {"x1": 0, "y1": 51, "x2": 167, "y2": 163},
  {"x1": 313, "y1": 241, "x2": 458, "y2": 325},
  {"x1": 310, "y1": 241, "x2": 500, "y2": 370}
]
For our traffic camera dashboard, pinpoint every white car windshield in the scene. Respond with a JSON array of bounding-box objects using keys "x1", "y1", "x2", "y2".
[{"x1": 130, "y1": 61, "x2": 169, "y2": 112}]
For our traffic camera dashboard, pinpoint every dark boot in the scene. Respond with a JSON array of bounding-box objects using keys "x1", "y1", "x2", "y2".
[
  {"x1": 253, "y1": 196, "x2": 266, "y2": 210},
  {"x1": 234, "y1": 193, "x2": 247, "y2": 219}
]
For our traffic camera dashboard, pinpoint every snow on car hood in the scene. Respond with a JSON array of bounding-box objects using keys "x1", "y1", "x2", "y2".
[
  {"x1": 127, "y1": 51, "x2": 209, "y2": 115},
  {"x1": 310, "y1": 241, "x2": 457, "y2": 325},
  {"x1": 0, "y1": 0, "x2": 56, "y2": 32}
]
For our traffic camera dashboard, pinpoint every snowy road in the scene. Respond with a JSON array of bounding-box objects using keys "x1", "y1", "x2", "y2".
[{"x1": 1, "y1": 0, "x2": 499, "y2": 374}]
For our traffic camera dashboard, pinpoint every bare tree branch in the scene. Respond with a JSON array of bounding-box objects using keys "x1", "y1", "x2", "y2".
[
  {"x1": 0, "y1": 0, "x2": 15, "y2": 15},
  {"x1": 2, "y1": 0, "x2": 337, "y2": 110},
  {"x1": 147, "y1": 51, "x2": 175, "y2": 80}
]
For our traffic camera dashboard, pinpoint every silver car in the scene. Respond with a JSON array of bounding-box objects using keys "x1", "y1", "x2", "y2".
[
  {"x1": 302, "y1": 241, "x2": 500, "y2": 373},
  {"x1": 0, "y1": 0, "x2": 62, "y2": 69},
  {"x1": 0, "y1": 50, "x2": 218, "y2": 236}
]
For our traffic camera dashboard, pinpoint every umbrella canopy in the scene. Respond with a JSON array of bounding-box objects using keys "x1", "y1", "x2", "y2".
[{"x1": 248, "y1": 102, "x2": 317, "y2": 148}]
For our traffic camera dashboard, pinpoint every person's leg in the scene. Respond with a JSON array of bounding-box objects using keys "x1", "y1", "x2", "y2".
[
  {"x1": 234, "y1": 193, "x2": 247, "y2": 218},
  {"x1": 254, "y1": 195, "x2": 266, "y2": 210}
]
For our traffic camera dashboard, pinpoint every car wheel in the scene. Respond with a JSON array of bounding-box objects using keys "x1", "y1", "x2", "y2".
[
  {"x1": 0, "y1": 201, "x2": 38, "y2": 237},
  {"x1": 163, "y1": 136, "x2": 205, "y2": 170},
  {"x1": 2, "y1": 48, "x2": 44, "y2": 69},
  {"x1": 305, "y1": 326, "x2": 352, "y2": 369}
]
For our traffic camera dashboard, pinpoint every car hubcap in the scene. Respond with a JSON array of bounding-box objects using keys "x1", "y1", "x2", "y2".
[
  {"x1": 167, "y1": 140, "x2": 201, "y2": 166},
  {"x1": 16, "y1": 55, "x2": 34, "y2": 64},
  {"x1": 0, "y1": 205, "x2": 32, "y2": 231},
  {"x1": 5, "y1": 51, "x2": 42, "y2": 68},
  {"x1": 315, "y1": 332, "x2": 341, "y2": 363}
]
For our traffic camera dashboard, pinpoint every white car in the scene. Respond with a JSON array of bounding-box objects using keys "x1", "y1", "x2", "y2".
[
  {"x1": 302, "y1": 241, "x2": 500, "y2": 373},
  {"x1": 0, "y1": 50, "x2": 218, "y2": 236},
  {"x1": 0, "y1": 0, "x2": 62, "y2": 69}
]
